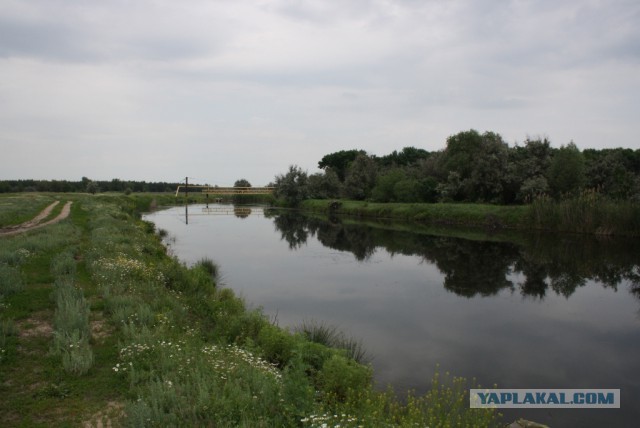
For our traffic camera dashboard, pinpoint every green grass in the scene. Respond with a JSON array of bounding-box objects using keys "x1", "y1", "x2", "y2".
[
  {"x1": 0, "y1": 193, "x2": 57, "y2": 228},
  {"x1": 302, "y1": 199, "x2": 527, "y2": 229},
  {"x1": 0, "y1": 193, "x2": 501, "y2": 427},
  {"x1": 301, "y1": 197, "x2": 640, "y2": 237}
]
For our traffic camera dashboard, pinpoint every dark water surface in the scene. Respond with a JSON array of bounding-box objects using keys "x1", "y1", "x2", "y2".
[{"x1": 144, "y1": 204, "x2": 640, "y2": 427}]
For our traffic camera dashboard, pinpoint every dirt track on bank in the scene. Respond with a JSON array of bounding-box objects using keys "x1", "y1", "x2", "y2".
[{"x1": 0, "y1": 201, "x2": 73, "y2": 237}]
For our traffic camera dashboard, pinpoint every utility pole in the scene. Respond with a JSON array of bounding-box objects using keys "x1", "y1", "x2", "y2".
[{"x1": 185, "y1": 177, "x2": 189, "y2": 225}]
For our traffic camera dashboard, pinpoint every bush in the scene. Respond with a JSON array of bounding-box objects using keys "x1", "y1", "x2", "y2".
[
  {"x1": 319, "y1": 354, "x2": 372, "y2": 402},
  {"x1": 257, "y1": 323, "x2": 295, "y2": 367}
]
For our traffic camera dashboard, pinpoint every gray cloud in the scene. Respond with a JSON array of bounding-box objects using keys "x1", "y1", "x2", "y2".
[{"x1": 0, "y1": 0, "x2": 638, "y2": 183}]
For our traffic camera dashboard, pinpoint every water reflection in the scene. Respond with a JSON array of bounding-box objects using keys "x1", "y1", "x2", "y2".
[
  {"x1": 183, "y1": 204, "x2": 255, "y2": 224},
  {"x1": 266, "y1": 210, "x2": 640, "y2": 300}
]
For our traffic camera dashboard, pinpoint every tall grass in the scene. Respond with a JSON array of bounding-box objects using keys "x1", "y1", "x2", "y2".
[
  {"x1": 50, "y1": 256, "x2": 94, "y2": 375},
  {"x1": 0, "y1": 263, "x2": 23, "y2": 298},
  {"x1": 294, "y1": 320, "x2": 368, "y2": 364},
  {"x1": 529, "y1": 191, "x2": 640, "y2": 236},
  {"x1": 0, "y1": 318, "x2": 17, "y2": 363},
  {"x1": 0, "y1": 223, "x2": 80, "y2": 266},
  {"x1": 50, "y1": 251, "x2": 77, "y2": 278},
  {"x1": 195, "y1": 257, "x2": 221, "y2": 282}
]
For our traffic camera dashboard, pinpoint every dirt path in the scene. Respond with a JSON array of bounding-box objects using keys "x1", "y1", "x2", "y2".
[{"x1": 0, "y1": 201, "x2": 73, "y2": 237}]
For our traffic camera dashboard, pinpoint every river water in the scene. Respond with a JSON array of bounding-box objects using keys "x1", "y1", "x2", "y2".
[{"x1": 144, "y1": 204, "x2": 640, "y2": 427}]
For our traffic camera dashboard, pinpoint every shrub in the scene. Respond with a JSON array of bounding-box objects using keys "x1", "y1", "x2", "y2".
[
  {"x1": 318, "y1": 354, "x2": 372, "y2": 402},
  {"x1": 257, "y1": 323, "x2": 295, "y2": 368}
]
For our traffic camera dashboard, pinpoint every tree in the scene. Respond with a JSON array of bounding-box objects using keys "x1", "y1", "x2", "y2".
[
  {"x1": 307, "y1": 170, "x2": 342, "y2": 199},
  {"x1": 439, "y1": 130, "x2": 484, "y2": 181},
  {"x1": 232, "y1": 179, "x2": 253, "y2": 203},
  {"x1": 343, "y1": 153, "x2": 378, "y2": 200},
  {"x1": 274, "y1": 165, "x2": 309, "y2": 206},
  {"x1": 585, "y1": 149, "x2": 637, "y2": 199},
  {"x1": 318, "y1": 150, "x2": 365, "y2": 182},
  {"x1": 393, "y1": 179, "x2": 419, "y2": 202},
  {"x1": 547, "y1": 142, "x2": 586, "y2": 197},
  {"x1": 466, "y1": 132, "x2": 509, "y2": 202},
  {"x1": 86, "y1": 181, "x2": 99, "y2": 194},
  {"x1": 371, "y1": 169, "x2": 406, "y2": 202},
  {"x1": 378, "y1": 146, "x2": 430, "y2": 167},
  {"x1": 437, "y1": 130, "x2": 509, "y2": 202},
  {"x1": 507, "y1": 138, "x2": 553, "y2": 203}
]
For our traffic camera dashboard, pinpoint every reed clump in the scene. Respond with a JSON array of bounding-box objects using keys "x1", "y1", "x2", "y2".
[{"x1": 528, "y1": 190, "x2": 640, "y2": 236}]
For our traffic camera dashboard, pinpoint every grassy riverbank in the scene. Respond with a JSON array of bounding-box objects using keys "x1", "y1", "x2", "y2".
[
  {"x1": 301, "y1": 196, "x2": 640, "y2": 237},
  {"x1": 301, "y1": 199, "x2": 527, "y2": 229},
  {"x1": 0, "y1": 193, "x2": 499, "y2": 427}
]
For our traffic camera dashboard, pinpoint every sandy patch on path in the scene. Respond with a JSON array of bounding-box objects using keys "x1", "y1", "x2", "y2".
[
  {"x1": 16, "y1": 313, "x2": 54, "y2": 339},
  {"x1": 0, "y1": 201, "x2": 73, "y2": 237},
  {"x1": 82, "y1": 401, "x2": 125, "y2": 428}
]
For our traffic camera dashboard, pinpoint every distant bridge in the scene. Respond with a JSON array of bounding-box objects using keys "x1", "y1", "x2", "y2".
[{"x1": 175, "y1": 185, "x2": 275, "y2": 197}]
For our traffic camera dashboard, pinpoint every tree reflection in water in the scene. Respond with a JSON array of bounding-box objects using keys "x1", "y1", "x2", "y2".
[{"x1": 265, "y1": 209, "x2": 640, "y2": 300}]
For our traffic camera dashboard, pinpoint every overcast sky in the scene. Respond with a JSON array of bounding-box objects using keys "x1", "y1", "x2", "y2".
[{"x1": 1, "y1": 0, "x2": 639, "y2": 185}]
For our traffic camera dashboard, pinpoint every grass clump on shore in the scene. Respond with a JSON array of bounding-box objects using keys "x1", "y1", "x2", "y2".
[{"x1": 294, "y1": 319, "x2": 368, "y2": 364}]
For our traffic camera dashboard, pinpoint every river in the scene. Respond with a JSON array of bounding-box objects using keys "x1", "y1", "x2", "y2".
[{"x1": 144, "y1": 203, "x2": 640, "y2": 427}]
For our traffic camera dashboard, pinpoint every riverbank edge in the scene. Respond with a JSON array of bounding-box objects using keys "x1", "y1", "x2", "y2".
[
  {"x1": 299, "y1": 198, "x2": 640, "y2": 237},
  {"x1": 301, "y1": 199, "x2": 527, "y2": 229}
]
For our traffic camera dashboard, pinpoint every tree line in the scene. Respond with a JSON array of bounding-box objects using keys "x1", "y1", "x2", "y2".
[
  {"x1": 0, "y1": 177, "x2": 182, "y2": 194},
  {"x1": 274, "y1": 129, "x2": 640, "y2": 205}
]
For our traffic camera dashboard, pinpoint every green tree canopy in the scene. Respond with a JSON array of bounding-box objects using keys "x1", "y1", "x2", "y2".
[
  {"x1": 343, "y1": 153, "x2": 378, "y2": 200},
  {"x1": 547, "y1": 142, "x2": 586, "y2": 197},
  {"x1": 318, "y1": 150, "x2": 366, "y2": 182}
]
